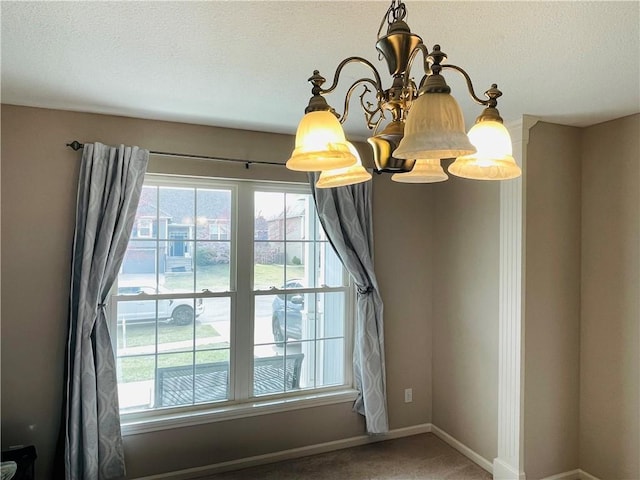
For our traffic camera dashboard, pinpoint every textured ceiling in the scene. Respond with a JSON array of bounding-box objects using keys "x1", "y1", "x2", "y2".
[{"x1": 1, "y1": 1, "x2": 639, "y2": 140}]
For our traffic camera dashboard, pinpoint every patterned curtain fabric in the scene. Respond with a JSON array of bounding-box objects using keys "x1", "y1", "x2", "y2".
[
  {"x1": 308, "y1": 173, "x2": 389, "y2": 434},
  {"x1": 63, "y1": 143, "x2": 149, "y2": 479}
]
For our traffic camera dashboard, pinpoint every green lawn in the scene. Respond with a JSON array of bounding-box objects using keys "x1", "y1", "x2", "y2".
[
  {"x1": 118, "y1": 323, "x2": 228, "y2": 382},
  {"x1": 254, "y1": 263, "x2": 305, "y2": 290},
  {"x1": 163, "y1": 263, "x2": 305, "y2": 291},
  {"x1": 117, "y1": 323, "x2": 219, "y2": 349},
  {"x1": 119, "y1": 349, "x2": 230, "y2": 382}
]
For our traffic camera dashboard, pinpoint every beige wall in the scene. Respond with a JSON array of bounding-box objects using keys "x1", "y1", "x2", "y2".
[
  {"x1": 431, "y1": 175, "x2": 500, "y2": 462},
  {"x1": 0, "y1": 105, "x2": 433, "y2": 478},
  {"x1": 522, "y1": 116, "x2": 639, "y2": 478},
  {"x1": 580, "y1": 114, "x2": 639, "y2": 479},
  {"x1": 523, "y1": 122, "x2": 582, "y2": 478},
  {"x1": 373, "y1": 175, "x2": 434, "y2": 428},
  {"x1": 5, "y1": 103, "x2": 635, "y2": 479}
]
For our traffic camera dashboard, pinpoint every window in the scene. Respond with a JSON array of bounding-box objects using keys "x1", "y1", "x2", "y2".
[
  {"x1": 136, "y1": 218, "x2": 153, "y2": 238},
  {"x1": 111, "y1": 175, "x2": 352, "y2": 419},
  {"x1": 208, "y1": 220, "x2": 230, "y2": 240}
]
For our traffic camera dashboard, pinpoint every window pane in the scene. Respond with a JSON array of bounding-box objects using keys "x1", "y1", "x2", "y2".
[
  {"x1": 194, "y1": 350, "x2": 230, "y2": 404},
  {"x1": 256, "y1": 293, "x2": 308, "y2": 346},
  {"x1": 117, "y1": 355, "x2": 155, "y2": 412},
  {"x1": 296, "y1": 293, "x2": 314, "y2": 342},
  {"x1": 315, "y1": 291, "x2": 345, "y2": 339},
  {"x1": 158, "y1": 187, "x2": 195, "y2": 293},
  {"x1": 254, "y1": 244, "x2": 285, "y2": 290},
  {"x1": 117, "y1": 315, "x2": 157, "y2": 356},
  {"x1": 158, "y1": 187, "x2": 194, "y2": 240},
  {"x1": 315, "y1": 338, "x2": 344, "y2": 387},
  {"x1": 255, "y1": 191, "x2": 284, "y2": 241},
  {"x1": 284, "y1": 193, "x2": 309, "y2": 241},
  {"x1": 157, "y1": 302, "x2": 196, "y2": 353},
  {"x1": 252, "y1": 351, "x2": 305, "y2": 397},
  {"x1": 163, "y1": 243, "x2": 195, "y2": 293},
  {"x1": 254, "y1": 294, "x2": 279, "y2": 348},
  {"x1": 319, "y1": 241, "x2": 345, "y2": 287},
  {"x1": 195, "y1": 349, "x2": 230, "y2": 365},
  {"x1": 294, "y1": 338, "x2": 345, "y2": 390},
  {"x1": 120, "y1": 240, "x2": 158, "y2": 291},
  {"x1": 117, "y1": 298, "x2": 157, "y2": 327},
  {"x1": 195, "y1": 242, "x2": 230, "y2": 292},
  {"x1": 134, "y1": 186, "x2": 159, "y2": 239},
  {"x1": 196, "y1": 188, "x2": 231, "y2": 240},
  {"x1": 156, "y1": 352, "x2": 195, "y2": 407},
  {"x1": 283, "y1": 241, "x2": 308, "y2": 286},
  {"x1": 196, "y1": 297, "x2": 230, "y2": 350},
  {"x1": 317, "y1": 217, "x2": 327, "y2": 241}
]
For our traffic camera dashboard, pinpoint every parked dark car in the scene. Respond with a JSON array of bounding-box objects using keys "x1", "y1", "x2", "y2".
[{"x1": 271, "y1": 280, "x2": 304, "y2": 343}]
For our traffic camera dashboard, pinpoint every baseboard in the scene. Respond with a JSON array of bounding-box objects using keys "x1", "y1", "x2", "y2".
[
  {"x1": 540, "y1": 468, "x2": 600, "y2": 480},
  {"x1": 541, "y1": 469, "x2": 581, "y2": 480},
  {"x1": 492, "y1": 457, "x2": 525, "y2": 479},
  {"x1": 430, "y1": 424, "x2": 493, "y2": 474},
  {"x1": 578, "y1": 470, "x2": 600, "y2": 480},
  {"x1": 133, "y1": 423, "x2": 432, "y2": 479}
]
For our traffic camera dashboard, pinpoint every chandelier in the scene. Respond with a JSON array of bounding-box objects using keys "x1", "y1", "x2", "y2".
[{"x1": 286, "y1": 0, "x2": 522, "y2": 187}]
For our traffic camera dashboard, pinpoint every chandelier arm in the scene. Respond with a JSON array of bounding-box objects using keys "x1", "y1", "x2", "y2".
[
  {"x1": 405, "y1": 43, "x2": 431, "y2": 86},
  {"x1": 440, "y1": 64, "x2": 490, "y2": 106},
  {"x1": 371, "y1": 114, "x2": 385, "y2": 136},
  {"x1": 318, "y1": 56, "x2": 384, "y2": 97},
  {"x1": 339, "y1": 78, "x2": 384, "y2": 127}
]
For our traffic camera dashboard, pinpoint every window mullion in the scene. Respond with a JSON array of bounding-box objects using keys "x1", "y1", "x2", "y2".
[{"x1": 233, "y1": 183, "x2": 253, "y2": 401}]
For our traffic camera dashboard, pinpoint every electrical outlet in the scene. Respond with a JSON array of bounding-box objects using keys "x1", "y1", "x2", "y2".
[{"x1": 404, "y1": 388, "x2": 413, "y2": 403}]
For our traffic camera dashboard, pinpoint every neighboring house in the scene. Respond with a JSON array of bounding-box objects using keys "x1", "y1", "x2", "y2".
[
  {"x1": 122, "y1": 188, "x2": 231, "y2": 274},
  {"x1": 265, "y1": 199, "x2": 306, "y2": 265}
]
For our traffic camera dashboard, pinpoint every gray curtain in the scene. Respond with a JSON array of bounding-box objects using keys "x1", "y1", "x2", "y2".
[
  {"x1": 64, "y1": 143, "x2": 149, "y2": 479},
  {"x1": 309, "y1": 173, "x2": 389, "y2": 434}
]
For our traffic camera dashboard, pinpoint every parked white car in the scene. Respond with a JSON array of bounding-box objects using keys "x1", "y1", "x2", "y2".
[{"x1": 116, "y1": 285, "x2": 204, "y2": 325}]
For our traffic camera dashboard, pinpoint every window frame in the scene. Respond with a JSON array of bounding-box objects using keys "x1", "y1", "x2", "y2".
[
  {"x1": 111, "y1": 174, "x2": 357, "y2": 433},
  {"x1": 208, "y1": 221, "x2": 230, "y2": 240},
  {"x1": 136, "y1": 218, "x2": 153, "y2": 238}
]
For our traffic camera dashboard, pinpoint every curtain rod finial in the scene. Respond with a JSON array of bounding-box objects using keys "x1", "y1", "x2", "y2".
[{"x1": 66, "y1": 141, "x2": 84, "y2": 151}]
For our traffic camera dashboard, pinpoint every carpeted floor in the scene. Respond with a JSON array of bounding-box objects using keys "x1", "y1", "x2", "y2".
[{"x1": 205, "y1": 433, "x2": 493, "y2": 479}]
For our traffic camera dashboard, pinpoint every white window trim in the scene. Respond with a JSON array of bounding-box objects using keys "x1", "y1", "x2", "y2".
[
  {"x1": 121, "y1": 388, "x2": 359, "y2": 436},
  {"x1": 137, "y1": 218, "x2": 153, "y2": 238},
  {"x1": 209, "y1": 221, "x2": 230, "y2": 240},
  {"x1": 115, "y1": 174, "x2": 355, "y2": 428}
]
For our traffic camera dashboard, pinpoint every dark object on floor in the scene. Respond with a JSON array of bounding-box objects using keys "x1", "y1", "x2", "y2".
[{"x1": 1, "y1": 446, "x2": 37, "y2": 480}]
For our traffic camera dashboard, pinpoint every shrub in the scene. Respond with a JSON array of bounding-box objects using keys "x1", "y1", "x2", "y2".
[{"x1": 196, "y1": 244, "x2": 230, "y2": 266}]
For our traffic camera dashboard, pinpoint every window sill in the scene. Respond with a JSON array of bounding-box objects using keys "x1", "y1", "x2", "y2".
[{"x1": 121, "y1": 388, "x2": 359, "y2": 436}]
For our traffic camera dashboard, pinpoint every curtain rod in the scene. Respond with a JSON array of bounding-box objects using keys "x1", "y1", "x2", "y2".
[{"x1": 65, "y1": 141, "x2": 286, "y2": 169}]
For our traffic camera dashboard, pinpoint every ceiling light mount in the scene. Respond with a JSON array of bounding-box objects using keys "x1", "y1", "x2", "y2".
[{"x1": 286, "y1": 0, "x2": 522, "y2": 186}]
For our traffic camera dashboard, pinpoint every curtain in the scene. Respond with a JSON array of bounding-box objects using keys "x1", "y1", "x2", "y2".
[
  {"x1": 309, "y1": 173, "x2": 388, "y2": 434},
  {"x1": 63, "y1": 143, "x2": 149, "y2": 479}
]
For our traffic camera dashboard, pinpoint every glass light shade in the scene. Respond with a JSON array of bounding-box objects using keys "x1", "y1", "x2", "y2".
[
  {"x1": 448, "y1": 120, "x2": 522, "y2": 180},
  {"x1": 391, "y1": 159, "x2": 448, "y2": 183},
  {"x1": 286, "y1": 111, "x2": 357, "y2": 172},
  {"x1": 393, "y1": 92, "x2": 476, "y2": 160},
  {"x1": 316, "y1": 143, "x2": 372, "y2": 188}
]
